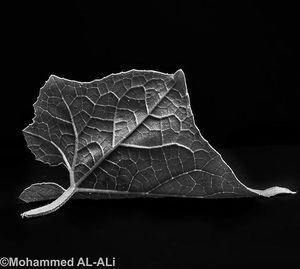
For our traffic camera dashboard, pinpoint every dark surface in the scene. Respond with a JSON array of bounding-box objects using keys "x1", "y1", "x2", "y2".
[{"x1": 3, "y1": 2, "x2": 300, "y2": 268}]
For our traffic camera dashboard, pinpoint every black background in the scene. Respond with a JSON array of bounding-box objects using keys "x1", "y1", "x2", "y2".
[{"x1": 2, "y1": 2, "x2": 300, "y2": 268}]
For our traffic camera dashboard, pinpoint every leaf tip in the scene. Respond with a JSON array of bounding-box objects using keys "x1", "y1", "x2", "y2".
[
  {"x1": 174, "y1": 69, "x2": 185, "y2": 79},
  {"x1": 19, "y1": 187, "x2": 31, "y2": 203},
  {"x1": 249, "y1": 186, "x2": 297, "y2": 198}
]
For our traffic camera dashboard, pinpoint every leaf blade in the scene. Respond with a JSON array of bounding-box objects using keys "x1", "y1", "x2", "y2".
[{"x1": 20, "y1": 69, "x2": 296, "y2": 217}]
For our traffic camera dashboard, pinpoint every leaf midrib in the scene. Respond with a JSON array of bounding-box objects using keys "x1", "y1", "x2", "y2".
[{"x1": 74, "y1": 75, "x2": 176, "y2": 188}]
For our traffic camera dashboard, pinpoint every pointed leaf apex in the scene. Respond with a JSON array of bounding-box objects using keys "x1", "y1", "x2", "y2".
[
  {"x1": 248, "y1": 186, "x2": 296, "y2": 198},
  {"x1": 174, "y1": 69, "x2": 185, "y2": 79}
]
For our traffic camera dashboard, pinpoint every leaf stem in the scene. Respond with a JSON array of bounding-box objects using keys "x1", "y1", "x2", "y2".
[{"x1": 21, "y1": 186, "x2": 76, "y2": 218}]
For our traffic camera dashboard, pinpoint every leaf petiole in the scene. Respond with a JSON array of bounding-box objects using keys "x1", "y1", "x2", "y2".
[{"x1": 21, "y1": 186, "x2": 76, "y2": 218}]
